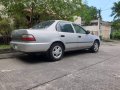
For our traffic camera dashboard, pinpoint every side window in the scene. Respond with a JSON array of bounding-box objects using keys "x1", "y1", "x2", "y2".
[
  {"x1": 57, "y1": 22, "x2": 74, "y2": 33},
  {"x1": 73, "y1": 24, "x2": 86, "y2": 34}
]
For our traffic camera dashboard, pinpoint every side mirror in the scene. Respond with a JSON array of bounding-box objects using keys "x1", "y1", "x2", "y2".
[{"x1": 86, "y1": 30, "x2": 90, "y2": 34}]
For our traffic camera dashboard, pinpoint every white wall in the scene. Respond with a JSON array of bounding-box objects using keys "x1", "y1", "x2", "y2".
[
  {"x1": 83, "y1": 26, "x2": 99, "y2": 32},
  {"x1": 74, "y1": 16, "x2": 82, "y2": 25}
]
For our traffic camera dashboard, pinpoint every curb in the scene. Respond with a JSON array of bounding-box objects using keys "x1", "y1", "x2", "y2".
[
  {"x1": 0, "y1": 52, "x2": 22, "y2": 59},
  {"x1": 0, "y1": 48, "x2": 12, "y2": 54}
]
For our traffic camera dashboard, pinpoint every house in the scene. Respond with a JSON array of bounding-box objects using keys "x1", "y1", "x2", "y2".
[{"x1": 74, "y1": 17, "x2": 111, "y2": 40}]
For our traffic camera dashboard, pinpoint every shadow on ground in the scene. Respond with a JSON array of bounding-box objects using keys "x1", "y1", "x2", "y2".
[{"x1": 16, "y1": 50, "x2": 90, "y2": 64}]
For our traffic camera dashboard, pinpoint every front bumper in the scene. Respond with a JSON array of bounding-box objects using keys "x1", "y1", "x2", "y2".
[{"x1": 10, "y1": 41, "x2": 50, "y2": 52}]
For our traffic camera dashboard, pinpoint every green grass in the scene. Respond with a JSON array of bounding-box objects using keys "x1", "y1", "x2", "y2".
[{"x1": 0, "y1": 45, "x2": 10, "y2": 49}]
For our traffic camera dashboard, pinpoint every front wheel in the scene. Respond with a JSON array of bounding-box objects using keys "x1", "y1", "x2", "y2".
[
  {"x1": 47, "y1": 43, "x2": 64, "y2": 61},
  {"x1": 90, "y1": 41, "x2": 99, "y2": 53}
]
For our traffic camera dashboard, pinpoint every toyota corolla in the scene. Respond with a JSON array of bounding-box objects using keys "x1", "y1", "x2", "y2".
[{"x1": 10, "y1": 20, "x2": 100, "y2": 61}]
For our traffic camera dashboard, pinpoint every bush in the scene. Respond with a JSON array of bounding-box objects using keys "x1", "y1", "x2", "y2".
[
  {"x1": 13, "y1": 15, "x2": 28, "y2": 29},
  {"x1": 111, "y1": 30, "x2": 120, "y2": 39},
  {"x1": 0, "y1": 18, "x2": 12, "y2": 44},
  {"x1": 0, "y1": 36, "x2": 11, "y2": 44}
]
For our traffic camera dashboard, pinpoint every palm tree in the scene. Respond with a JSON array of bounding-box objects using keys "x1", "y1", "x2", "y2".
[{"x1": 111, "y1": 1, "x2": 120, "y2": 20}]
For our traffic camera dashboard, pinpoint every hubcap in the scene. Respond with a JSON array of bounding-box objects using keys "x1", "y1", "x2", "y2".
[
  {"x1": 94, "y1": 42, "x2": 99, "y2": 51},
  {"x1": 52, "y1": 46, "x2": 62, "y2": 59}
]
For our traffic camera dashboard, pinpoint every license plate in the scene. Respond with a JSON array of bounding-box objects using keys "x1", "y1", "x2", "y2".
[{"x1": 14, "y1": 44, "x2": 18, "y2": 50}]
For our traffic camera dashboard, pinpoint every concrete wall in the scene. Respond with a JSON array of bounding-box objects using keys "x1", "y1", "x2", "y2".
[
  {"x1": 83, "y1": 25, "x2": 111, "y2": 39},
  {"x1": 101, "y1": 25, "x2": 111, "y2": 39},
  {"x1": 74, "y1": 17, "x2": 82, "y2": 25},
  {"x1": 83, "y1": 26, "x2": 99, "y2": 36}
]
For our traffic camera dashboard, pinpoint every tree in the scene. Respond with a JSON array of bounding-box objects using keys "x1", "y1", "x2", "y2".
[
  {"x1": 111, "y1": 1, "x2": 120, "y2": 39},
  {"x1": 111, "y1": 1, "x2": 120, "y2": 31},
  {"x1": 111, "y1": 1, "x2": 120, "y2": 20},
  {"x1": 0, "y1": 18, "x2": 12, "y2": 44},
  {"x1": 0, "y1": 0, "x2": 82, "y2": 28},
  {"x1": 112, "y1": 19, "x2": 120, "y2": 30},
  {"x1": 79, "y1": 4, "x2": 98, "y2": 25}
]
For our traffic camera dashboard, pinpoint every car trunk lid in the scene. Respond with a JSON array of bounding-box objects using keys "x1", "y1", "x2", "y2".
[
  {"x1": 11, "y1": 29, "x2": 48, "y2": 42},
  {"x1": 11, "y1": 29, "x2": 29, "y2": 41}
]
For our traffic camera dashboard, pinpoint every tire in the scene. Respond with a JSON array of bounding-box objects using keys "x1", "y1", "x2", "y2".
[
  {"x1": 47, "y1": 43, "x2": 64, "y2": 61},
  {"x1": 90, "y1": 40, "x2": 99, "y2": 53}
]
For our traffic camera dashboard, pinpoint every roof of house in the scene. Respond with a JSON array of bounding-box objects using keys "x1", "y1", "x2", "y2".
[
  {"x1": 101, "y1": 21, "x2": 111, "y2": 26},
  {"x1": 90, "y1": 20, "x2": 111, "y2": 26}
]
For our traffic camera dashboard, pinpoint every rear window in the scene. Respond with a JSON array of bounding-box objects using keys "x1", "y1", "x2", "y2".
[{"x1": 31, "y1": 20, "x2": 55, "y2": 29}]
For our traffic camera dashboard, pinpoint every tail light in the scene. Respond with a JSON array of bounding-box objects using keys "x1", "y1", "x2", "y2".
[{"x1": 21, "y1": 34, "x2": 36, "y2": 41}]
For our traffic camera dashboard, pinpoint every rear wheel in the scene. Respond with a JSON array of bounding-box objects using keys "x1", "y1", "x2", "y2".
[
  {"x1": 47, "y1": 43, "x2": 64, "y2": 61},
  {"x1": 90, "y1": 41, "x2": 99, "y2": 53}
]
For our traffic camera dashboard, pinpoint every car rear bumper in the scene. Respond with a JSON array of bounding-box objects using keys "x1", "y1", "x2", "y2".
[{"x1": 10, "y1": 41, "x2": 50, "y2": 52}]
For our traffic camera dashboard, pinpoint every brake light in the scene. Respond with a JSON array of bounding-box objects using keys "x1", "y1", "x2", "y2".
[{"x1": 21, "y1": 34, "x2": 36, "y2": 41}]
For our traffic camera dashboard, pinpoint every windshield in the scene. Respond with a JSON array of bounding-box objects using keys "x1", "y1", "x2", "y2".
[{"x1": 31, "y1": 20, "x2": 55, "y2": 29}]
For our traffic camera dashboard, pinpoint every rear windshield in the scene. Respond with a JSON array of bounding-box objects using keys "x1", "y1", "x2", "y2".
[{"x1": 31, "y1": 20, "x2": 55, "y2": 29}]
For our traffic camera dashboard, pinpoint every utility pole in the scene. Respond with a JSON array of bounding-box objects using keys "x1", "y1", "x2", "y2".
[{"x1": 98, "y1": 9, "x2": 102, "y2": 40}]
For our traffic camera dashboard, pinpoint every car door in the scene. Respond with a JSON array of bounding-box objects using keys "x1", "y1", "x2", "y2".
[
  {"x1": 56, "y1": 21, "x2": 78, "y2": 50},
  {"x1": 72, "y1": 23, "x2": 93, "y2": 49}
]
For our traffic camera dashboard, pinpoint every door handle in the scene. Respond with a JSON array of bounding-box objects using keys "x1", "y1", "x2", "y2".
[
  {"x1": 60, "y1": 35, "x2": 65, "y2": 37},
  {"x1": 78, "y1": 36, "x2": 81, "y2": 38}
]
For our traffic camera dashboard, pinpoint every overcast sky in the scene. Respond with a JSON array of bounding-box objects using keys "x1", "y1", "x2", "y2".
[{"x1": 83, "y1": 0, "x2": 119, "y2": 21}]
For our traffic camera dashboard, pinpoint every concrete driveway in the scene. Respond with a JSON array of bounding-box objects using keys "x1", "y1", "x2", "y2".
[{"x1": 0, "y1": 42, "x2": 120, "y2": 90}]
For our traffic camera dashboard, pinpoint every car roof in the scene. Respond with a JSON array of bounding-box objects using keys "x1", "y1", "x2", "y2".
[
  {"x1": 54, "y1": 20, "x2": 73, "y2": 23},
  {"x1": 54, "y1": 20, "x2": 81, "y2": 26}
]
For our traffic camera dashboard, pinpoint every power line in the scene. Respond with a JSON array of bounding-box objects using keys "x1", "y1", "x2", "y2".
[
  {"x1": 100, "y1": 0, "x2": 114, "y2": 12},
  {"x1": 102, "y1": 0, "x2": 112, "y2": 8},
  {"x1": 103, "y1": 0, "x2": 113, "y2": 9},
  {"x1": 101, "y1": 8, "x2": 111, "y2": 12}
]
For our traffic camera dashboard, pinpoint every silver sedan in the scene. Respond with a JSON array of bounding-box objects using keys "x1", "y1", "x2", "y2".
[{"x1": 10, "y1": 20, "x2": 100, "y2": 61}]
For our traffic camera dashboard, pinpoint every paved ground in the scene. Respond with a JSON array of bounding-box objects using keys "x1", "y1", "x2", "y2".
[{"x1": 0, "y1": 42, "x2": 120, "y2": 90}]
